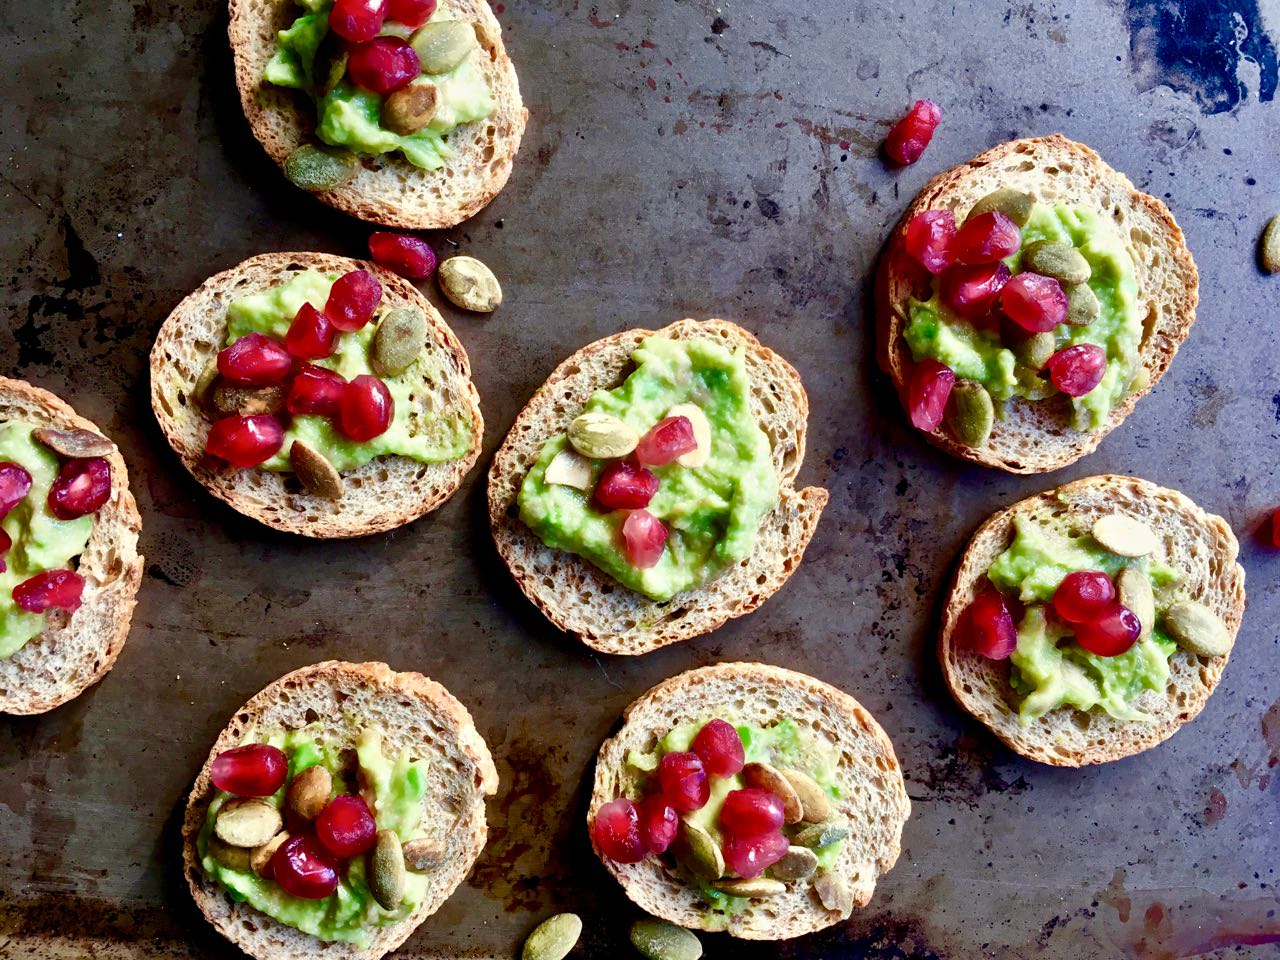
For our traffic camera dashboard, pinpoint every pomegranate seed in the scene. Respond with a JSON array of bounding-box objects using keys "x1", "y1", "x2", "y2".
[
  {"x1": 0, "y1": 463, "x2": 32, "y2": 517},
  {"x1": 206, "y1": 415, "x2": 285, "y2": 468},
  {"x1": 940, "y1": 262, "x2": 1011, "y2": 318},
  {"x1": 0, "y1": 529, "x2": 10, "y2": 561},
  {"x1": 691, "y1": 718, "x2": 745, "y2": 778},
  {"x1": 953, "y1": 211, "x2": 1021, "y2": 265},
  {"x1": 285, "y1": 303, "x2": 338, "y2": 360},
  {"x1": 218, "y1": 332, "x2": 293, "y2": 386},
  {"x1": 315, "y1": 794, "x2": 378, "y2": 859},
  {"x1": 287, "y1": 364, "x2": 348, "y2": 417},
  {"x1": 13, "y1": 569, "x2": 84, "y2": 613},
  {"x1": 593, "y1": 459, "x2": 659, "y2": 511},
  {"x1": 719, "y1": 788, "x2": 785, "y2": 838},
  {"x1": 657, "y1": 752, "x2": 709, "y2": 812},
  {"x1": 348, "y1": 37, "x2": 421, "y2": 95},
  {"x1": 328, "y1": 0, "x2": 389, "y2": 42},
  {"x1": 1046, "y1": 344, "x2": 1107, "y2": 397},
  {"x1": 635, "y1": 416, "x2": 698, "y2": 467},
  {"x1": 338, "y1": 375, "x2": 395, "y2": 442},
  {"x1": 905, "y1": 210, "x2": 957, "y2": 275},
  {"x1": 907, "y1": 359, "x2": 955, "y2": 432},
  {"x1": 271, "y1": 834, "x2": 339, "y2": 899},
  {"x1": 884, "y1": 99, "x2": 941, "y2": 166},
  {"x1": 722, "y1": 831, "x2": 790, "y2": 879},
  {"x1": 209, "y1": 744, "x2": 289, "y2": 797},
  {"x1": 591, "y1": 797, "x2": 647, "y2": 864},
  {"x1": 388, "y1": 0, "x2": 436, "y2": 27},
  {"x1": 369, "y1": 233, "x2": 438, "y2": 280},
  {"x1": 1001, "y1": 272, "x2": 1067, "y2": 333},
  {"x1": 622, "y1": 509, "x2": 667, "y2": 568},
  {"x1": 1269, "y1": 508, "x2": 1280, "y2": 548},
  {"x1": 325, "y1": 270, "x2": 383, "y2": 332},
  {"x1": 1074, "y1": 604, "x2": 1142, "y2": 657},
  {"x1": 1052, "y1": 571, "x2": 1115, "y2": 624},
  {"x1": 638, "y1": 794, "x2": 678, "y2": 854},
  {"x1": 47, "y1": 457, "x2": 111, "y2": 520},
  {"x1": 963, "y1": 586, "x2": 1017, "y2": 660}
]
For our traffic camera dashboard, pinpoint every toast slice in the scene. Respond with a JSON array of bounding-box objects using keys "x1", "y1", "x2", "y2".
[
  {"x1": 876, "y1": 134, "x2": 1199, "y2": 473},
  {"x1": 150, "y1": 252, "x2": 484, "y2": 538},
  {"x1": 182, "y1": 660, "x2": 498, "y2": 960},
  {"x1": 228, "y1": 0, "x2": 527, "y2": 229},
  {"x1": 590, "y1": 662, "x2": 910, "y2": 940},
  {"x1": 487, "y1": 319, "x2": 829, "y2": 655},
  {"x1": 940, "y1": 475, "x2": 1246, "y2": 766},
  {"x1": 0, "y1": 378, "x2": 143, "y2": 715}
]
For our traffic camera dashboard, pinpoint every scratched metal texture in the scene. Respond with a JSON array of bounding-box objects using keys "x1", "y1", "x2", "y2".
[{"x1": 0, "y1": 0, "x2": 1277, "y2": 957}]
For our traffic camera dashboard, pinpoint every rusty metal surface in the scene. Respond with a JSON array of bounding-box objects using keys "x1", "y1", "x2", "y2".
[{"x1": 1, "y1": 0, "x2": 1278, "y2": 957}]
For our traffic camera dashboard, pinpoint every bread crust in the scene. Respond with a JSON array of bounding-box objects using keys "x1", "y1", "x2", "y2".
[
  {"x1": 939, "y1": 475, "x2": 1246, "y2": 766},
  {"x1": 149, "y1": 252, "x2": 484, "y2": 538},
  {"x1": 0, "y1": 378, "x2": 143, "y2": 715},
  {"x1": 228, "y1": 0, "x2": 527, "y2": 229},
  {"x1": 487, "y1": 319, "x2": 829, "y2": 655},
  {"x1": 182, "y1": 660, "x2": 498, "y2": 960},
  {"x1": 876, "y1": 134, "x2": 1199, "y2": 473},
  {"x1": 589, "y1": 662, "x2": 910, "y2": 940}
]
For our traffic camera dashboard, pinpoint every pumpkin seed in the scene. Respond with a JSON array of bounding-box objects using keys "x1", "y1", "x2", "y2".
[
  {"x1": 544, "y1": 448, "x2": 593, "y2": 490},
  {"x1": 678, "y1": 819, "x2": 725, "y2": 880},
  {"x1": 1117, "y1": 566, "x2": 1155, "y2": 642},
  {"x1": 743, "y1": 762, "x2": 803, "y2": 823},
  {"x1": 779, "y1": 768, "x2": 831, "y2": 823},
  {"x1": 521, "y1": 912, "x2": 582, "y2": 960},
  {"x1": 944, "y1": 379, "x2": 994, "y2": 448},
  {"x1": 666, "y1": 402, "x2": 711, "y2": 468},
  {"x1": 1163, "y1": 600, "x2": 1232, "y2": 657},
  {"x1": 1261, "y1": 214, "x2": 1280, "y2": 274},
  {"x1": 193, "y1": 356, "x2": 220, "y2": 410},
  {"x1": 369, "y1": 829, "x2": 407, "y2": 909},
  {"x1": 372, "y1": 307, "x2": 427, "y2": 377},
  {"x1": 568, "y1": 412, "x2": 639, "y2": 459},
  {"x1": 1092, "y1": 514, "x2": 1159, "y2": 558},
  {"x1": 212, "y1": 382, "x2": 288, "y2": 418},
  {"x1": 792, "y1": 821, "x2": 850, "y2": 850},
  {"x1": 1064, "y1": 282, "x2": 1100, "y2": 326},
  {"x1": 438, "y1": 256, "x2": 502, "y2": 312},
  {"x1": 1013, "y1": 331, "x2": 1056, "y2": 371},
  {"x1": 207, "y1": 835, "x2": 253, "y2": 872},
  {"x1": 403, "y1": 837, "x2": 447, "y2": 872},
  {"x1": 769, "y1": 844, "x2": 819, "y2": 882},
  {"x1": 967, "y1": 188, "x2": 1034, "y2": 226},
  {"x1": 250, "y1": 831, "x2": 290, "y2": 878},
  {"x1": 291, "y1": 440, "x2": 345, "y2": 500},
  {"x1": 284, "y1": 144, "x2": 357, "y2": 192},
  {"x1": 214, "y1": 798, "x2": 282, "y2": 848},
  {"x1": 1021, "y1": 240, "x2": 1091, "y2": 285},
  {"x1": 629, "y1": 919, "x2": 702, "y2": 960},
  {"x1": 285, "y1": 765, "x2": 331, "y2": 822},
  {"x1": 383, "y1": 82, "x2": 439, "y2": 135},
  {"x1": 814, "y1": 868, "x2": 854, "y2": 916},
  {"x1": 411, "y1": 20, "x2": 477, "y2": 75},
  {"x1": 714, "y1": 876, "x2": 786, "y2": 898},
  {"x1": 313, "y1": 31, "x2": 349, "y2": 96},
  {"x1": 32, "y1": 428, "x2": 114, "y2": 459}
]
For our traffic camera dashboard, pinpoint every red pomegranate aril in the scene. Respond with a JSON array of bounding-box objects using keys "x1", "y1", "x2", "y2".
[
  {"x1": 1046, "y1": 344, "x2": 1107, "y2": 397},
  {"x1": 719, "y1": 788, "x2": 785, "y2": 837},
  {"x1": 691, "y1": 718, "x2": 745, "y2": 778},
  {"x1": 594, "y1": 459, "x2": 659, "y2": 511},
  {"x1": 287, "y1": 364, "x2": 348, "y2": 417},
  {"x1": 591, "y1": 797, "x2": 647, "y2": 863},
  {"x1": 210, "y1": 744, "x2": 289, "y2": 797},
  {"x1": 47, "y1": 457, "x2": 112, "y2": 520},
  {"x1": 953, "y1": 211, "x2": 1021, "y2": 264},
  {"x1": 218, "y1": 332, "x2": 293, "y2": 386},
  {"x1": 1052, "y1": 571, "x2": 1115, "y2": 624},
  {"x1": 206, "y1": 415, "x2": 285, "y2": 468},
  {"x1": 1001, "y1": 272, "x2": 1068, "y2": 333},
  {"x1": 0, "y1": 463, "x2": 32, "y2": 517},
  {"x1": 635, "y1": 416, "x2": 698, "y2": 467},
  {"x1": 325, "y1": 270, "x2": 383, "y2": 332},
  {"x1": 0, "y1": 529, "x2": 10, "y2": 560},
  {"x1": 369, "y1": 233, "x2": 438, "y2": 280},
  {"x1": 657, "y1": 751, "x2": 709, "y2": 812},
  {"x1": 315, "y1": 794, "x2": 378, "y2": 859},
  {"x1": 328, "y1": 0, "x2": 389, "y2": 42},
  {"x1": 348, "y1": 37, "x2": 421, "y2": 96},
  {"x1": 622, "y1": 509, "x2": 667, "y2": 568},
  {"x1": 271, "y1": 834, "x2": 340, "y2": 900},
  {"x1": 905, "y1": 210, "x2": 958, "y2": 275},
  {"x1": 940, "y1": 261, "x2": 1011, "y2": 318},
  {"x1": 1074, "y1": 604, "x2": 1142, "y2": 657},
  {"x1": 638, "y1": 794, "x2": 678, "y2": 854},
  {"x1": 338, "y1": 375, "x2": 395, "y2": 442},
  {"x1": 884, "y1": 99, "x2": 941, "y2": 166},
  {"x1": 388, "y1": 0, "x2": 437, "y2": 27},
  {"x1": 963, "y1": 586, "x2": 1017, "y2": 660},
  {"x1": 722, "y1": 831, "x2": 790, "y2": 879},
  {"x1": 13, "y1": 569, "x2": 84, "y2": 613},
  {"x1": 285, "y1": 303, "x2": 338, "y2": 360},
  {"x1": 907, "y1": 359, "x2": 955, "y2": 432}
]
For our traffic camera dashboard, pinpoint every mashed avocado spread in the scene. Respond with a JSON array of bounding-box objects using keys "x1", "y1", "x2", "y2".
[
  {"x1": 905, "y1": 203, "x2": 1141, "y2": 430},
  {"x1": 517, "y1": 337, "x2": 778, "y2": 602},
  {"x1": 0, "y1": 423, "x2": 93, "y2": 658},
  {"x1": 198, "y1": 727, "x2": 429, "y2": 945},
  {"x1": 225, "y1": 270, "x2": 472, "y2": 474}
]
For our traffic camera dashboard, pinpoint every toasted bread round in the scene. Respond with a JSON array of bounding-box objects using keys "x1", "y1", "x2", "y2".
[
  {"x1": 183, "y1": 660, "x2": 498, "y2": 960},
  {"x1": 876, "y1": 134, "x2": 1199, "y2": 473},
  {"x1": 940, "y1": 475, "x2": 1246, "y2": 766},
  {"x1": 229, "y1": 0, "x2": 527, "y2": 229},
  {"x1": 0, "y1": 378, "x2": 143, "y2": 715},
  {"x1": 487, "y1": 319, "x2": 830, "y2": 656},
  {"x1": 589, "y1": 662, "x2": 910, "y2": 940},
  {"x1": 150, "y1": 252, "x2": 484, "y2": 538}
]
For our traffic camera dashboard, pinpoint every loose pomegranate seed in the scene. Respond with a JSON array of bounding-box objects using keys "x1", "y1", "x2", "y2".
[
  {"x1": 884, "y1": 99, "x2": 941, "y2": 166},
  {"x1": 638, "y1": 794, "x2": 678, "y2": 855},
  {"x1": 0, "y1": 463, "x2": 32, "y2": 517},
  {"x1": 635, "y1": 416, "x2": 698, "y2": 467},
  {"x1": 1001, "y1": 272, "x2": 1068, "y2": 333},
  {"x1": 328, "y1": 0, "x2": 389, "y2": 42},
  {"x1": 591, "y1": 797, "x2": 647, "y2": 863},
  {"x1": 287, "y1": 363, "x2": 348, "y2": 417},
  {"x1": 388, "y1": 0, "x2": 437, "y2": 27},
  {"x1": 209, "y1": 744, "x2": 289, "y2": 797},
  {"x1": 594, "y1": 459, "x2": 659, "y2": 511},
  {"x1": 963, "y1": 586, "x2": 1017, "y2": 660},
  {"x1": 1046, "y1": 344, "x2": 1107, "y2": 397},
  {"x1": 722, "y1": 831, "x2": 790, "y2": 879},
  {"x1": 719, "y1": 788, "x2": 785, "y2": 838},
  {"x1": 1269, "y1": 508, "x2": 1280, "y2": 548},
  {"x1": 13, "y1": 569, "x2": 84, "y2": 613},
  {"x1": 369, "y1": 233, "x2": 438, "y2": 280},
  {"x1": 47, "y1": 457, "x2": 111, "y2": 520},
  {"x1": 691, "y1": 718, "x2": 745, "y2": 778},
  {"x1": 1074, "y1": 604, "x2": 1142, "y2": 657},
  {"x1": 940, "y1": 262, "x2": 1011, "y2": 318},
  {"x1": 953, "y1": 211, "x2": 1021, "y2": 265},
  {"x1": 217, "y1": 332, "x2": 293, "y2": 386},
  {"x1": 657, "y1": 752, "x2": 709, "y2": 812},
  {"x1": 271, "y1": 834, "x2": 340, "y2": 899},
  {"x1": 905, "y1": 210, "x2": 958, "y2": 275},
  {"x1": 0, "y1": 529, "x2": 10, "y2": 562},
  {"x1": 1052, "y1": 571, "x2": 1115, "y2": 624},
  {"x1": 205, "y1": 415, "x2": 285, "y2": 468},
  {"x1": 315, "y1": 794, "x2": 378, "y2": 859},
  {"x1": 285, "y1": 303, "x2": 338, "y2": 360},
  {"x1": 325, "y1": 270, "x2": 383, "y2": 332},
  {"x1": 907, "y1": 359, "x2": 955, "y2": 432},
  {"x1": 622, "y1": 509, "x2": 668, "y2": 568},
  {"x1": 338, "y1": 375, "x2": 395, "y2": 442},
  {"x1": 348, "y1": 37, "x2": 421, "y2": 95}
]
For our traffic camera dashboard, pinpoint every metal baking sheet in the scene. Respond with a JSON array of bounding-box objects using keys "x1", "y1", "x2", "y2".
[{"x1": 1, "y1": 0, "x2": 1277, "y2": 957}]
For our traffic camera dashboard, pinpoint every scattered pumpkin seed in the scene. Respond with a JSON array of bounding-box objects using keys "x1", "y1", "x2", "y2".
[
  {"x1": 1117, "y1": 566, "x2": 1155, "y2": 642},
  {"x1": 813, "y1": 868, "x2": 854, "y2": 917},
  {"x1": 1163, "y1": 600, "x2": 1232, "y2": 657},
  {"x1": 714, "y1": 876, "x2": 786, "y2": 898},
  {"x1": 438, "y1": 256, "x2": 502, "y2": 312},
  {"x1": 678, "y1": 819, "x2": 725, "y2": 880},
  {"x1": 521, "y1": 912, "x2": 582, "y2": 960},
  {"x1": 369, "y1": 829, "x2": 407, "y2": 909},
  {"x1": 32, "y1": 428, "x2": 114, "y2": 459},
  {"x1": 285, "y1": 765, "x2": 331, "y2": 822},
  {"x1": 291, "y1": 440, "x2": 345, "y2": 500},
  {"x1": 284, "y1": 144, "x2": 358, "y2": 192},
  {"x1": 250, "y1": 831, "x2": 290, "y2": 878},
  {"x1": 1064, "y1": 282, "x2": 1100, "y2": 326},
  {"x1": 769, "y1": 844, "x2": 819, "y2": 882},
  {"x1": 403, "y1": 837, "x2": 448, "y2": 872},
  {"x1": 666, "y1": 402, "x2": 711, "y2": 468},
  {"x1": 629, "y1": 919, "x2": 702, "y2": 960},
  {"x1": 372, "y1": 307, "x2": 427, "y2": 377},
  {"x1": 780, "y1": 768, "x2": 831, "y2": 823},
  {"x1": 313, "y1": 32, "x2": 349, "y2": 96},
  {"x1": 968, "y1": 188, "x2": 1035, "y2": 226},
  {"x1": 193, "y1": 356, "x2": 220, "y2": 410},
  {"x1": 544, "y1": 448, "x2": 593, "y2": 490},
  {"x1": 944, "y1": 379, "x2": 995, "y2": 448},
  {"x1": 1013, "y1": 331, "x2": 1056, "y2": 371},
  {"x1": 1092, "y1": 514, "x2": 1159, "y2": 558},
  {"x1": 792, "y1": 821, "x2": 850, "y2": 850},
  {"x1": 383, "y1": 82, "x2": 439, "y2": 135},
  {"x1": 568, "y1": 412, "x2": 639, "y2": 460},
  {"x1": 1021, "y1": 240, "x2": 1091, "y2": 285},
  {"x1": 411, "y1": 20, "x2": 477, "y2": 74},
  {"x1": 1260, "y1": 214, "x2": 1280, "y2": 274},
  {"x1": 214, "y1": 798, "x2": 282, "y2": 848},
  {"x1": 743, "y1": 762, "x2": 803, "y2": 823},
  {"x1": 207, "y1": 835, "x2": 253, "y2": 872},
  {"x1": 212, "y1": 382, "x2": 288, "y2": 418}
]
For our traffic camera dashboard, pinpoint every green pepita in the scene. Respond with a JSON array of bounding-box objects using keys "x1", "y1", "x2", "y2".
[
  {"x1": 967, "y1": 188, "x2": 1035, "y2": 226},
  {"x1": 678, "y1": 819, "x2": 725, "y2": 880},
  {"x1": 780, "y1": 768, "x2": 831, "y2": 823},
  {"x1": 1116, "y1": 566, "x2": 1155, "y2": 642},
  {"x1": 568, "y1": 412, "x2": 638, "y2": 459},
  {"x1": 383, "y1": 82, "x2": 439, "y2": 136},
  {"x1": 742, "y1": 762, "x2": 803, "y2": 823},
  {"x1": 1163, "y1": 600, "x2": 1232, "y2": 657},
  {"x1": 313, "y1": 32, "x2": 349, "y2": 96},
  {"x1": 411, "y1": 21, "x2": 477, "y2": 75},
  {"x1": 32, "y1": 428, "x2": 114, "y2": 459},
  {"x1": 1021, "y1": 240, "x2": 1091, "y2": 284},
  {"x1": 769, "y1": 844, "x2": 819, "y2": 882},
  {"x1": 629, "y1": 920, "x2": 703, "y2": 960},
  {"x1": 438, "y1": 256, "x2": 502, "y2": 312},
  {"x1": 714, "y1": 876, "x2": 786, "y2": 897},
  {"x1": 1064, "y1": 282, "x2": 1100, "y2": 326},
  {"x1": 372, "y1": 307, "x2": 428, "y2": 377},
  {"x1": 944, "y1": 379, "x2": 995, "y2": 448},
  {"x1": 792, "y1": 821, "x2": 850, "y2": 850},
  {"x1": 212, "y1": 382, "x2": 287, "y2": 418},
  {"x1": 1092, "y1": 514, "x2": 1159, "y2": 558},
  {"x1": 290, "y1": 440, "x2": 345, "y2": 500},
  {"x1": 521, "y1": 913, "x2": 582, "y2": 960},
  {"x1": 1260, "y1": 214, "x2": 1280, "y2": 274},
  {"x1": 369, "y1": 829, "x2": 407, "y2": 910},
  {"x1": 193, "y1": 356, "x2": 220, "y2": 410},
  {"x1": 1013, "y1": 331, "x2": 1056, "y2": 372},
  {"x1": 284, "y1": 144, "x2": 358, "y2": 193}
]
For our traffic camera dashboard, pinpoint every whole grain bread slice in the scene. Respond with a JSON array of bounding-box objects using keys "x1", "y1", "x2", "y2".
[
  {"x1": 940, "y1": 475, "x2": 1246, "y2": 766},
  {"x1": 0, "y1": 378, "x2": 143, "y2": 715},
  {"x1": 487, "y1": 319, "x2": 829, "y2": 656},
  {"x1": 229, "y1": 0, "x2": 527, "y2": 229},
  {"x1": 183, "y1": 660, "x2": 498, "y2": 960},
  {"x1": 590, "y1": 662, "x2": 910, "y2": 940},
  {"x1": 876, "y1": 134, "x2": 1199, "y2": 473},
  {"x1": 150, "y1": 252, "x2": 484, "y2": 538}
]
